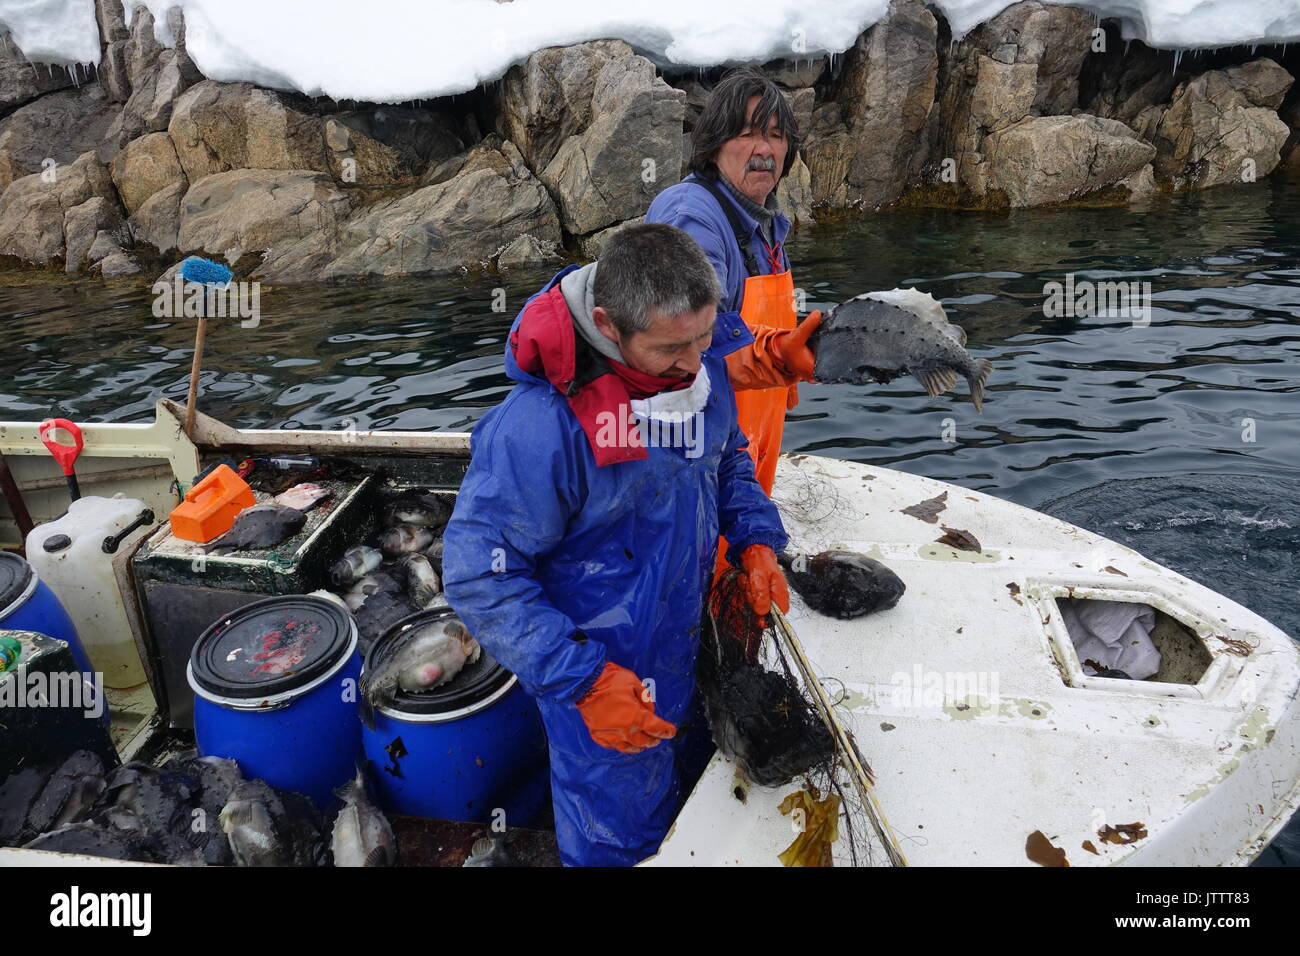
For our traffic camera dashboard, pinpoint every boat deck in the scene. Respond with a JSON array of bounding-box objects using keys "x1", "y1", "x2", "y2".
[{"x1": 649, "y1": 454, "x2": 1300, "y2": 866}]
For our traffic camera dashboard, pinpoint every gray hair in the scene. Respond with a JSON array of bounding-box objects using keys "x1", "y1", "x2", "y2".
[
  {"x1": 593, "y1": 223, "x2": 721, "y2": 337},
  {"x1": 690, "y1": 66, "x2": 801, "y2": 180}
]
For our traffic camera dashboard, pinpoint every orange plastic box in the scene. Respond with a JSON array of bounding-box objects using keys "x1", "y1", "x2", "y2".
[{"x1": 169, "y1": 464, "x2": 256, "y2": 543}]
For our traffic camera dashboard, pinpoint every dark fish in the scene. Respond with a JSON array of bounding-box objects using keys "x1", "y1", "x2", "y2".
[
  {"x1": 699, "y1": 657, "x2": 834, "y2": 787},
  {"x1": 330, "y1": 765, "x2": 396, "y2": 867},
  {"x1": 330, "y1": 545, "x2": 383, "y2": 588},
  {"x1": 396, "y1": 553, "x2": 441, "y2": 607},
  {"x1": 24, "y1": 822, "x2": 152, "y2": 862},
  {"x1": 813, "y1": 289, "x2": 993, "y2": 411},
  {"x1": 353, "y1": 590, "x2": 419, "y2": 657},
  {"x1": 220, "y1": 779, "x2": 291, "y2": 867},
  {"x1": 161, "y1": 753, "x2": 242, "y2": 865},
  {"x1": 96, "y1": 762, "x2": 196, "y2": 848},
  {"x1": 0, "y1": 765, "x2": 53, "y2": 847},
  {"x1": 383, "y1": 491, "x2": 453, "y2": 531},
  {"x1": 778, "y1": 550, "x2": 906, "y2": 619},
  {"x1": 380, "y1": 524, "x2": 434, "y2": 557},
  {"x1": 206, "y1": 503, "x2": 306, "y2": 553},
  {"x1": 26, "y1": 750, "x2": 106, "y2": 835},
  {"x1": 279, "y1": 789, "x2": 329, "y2": 867},
  {"x1": 463, "y1": 830, "x2": 517, "y2": 867},
  {"x1": 343, "y1": 571, "x2": 403, "y2": 611}
]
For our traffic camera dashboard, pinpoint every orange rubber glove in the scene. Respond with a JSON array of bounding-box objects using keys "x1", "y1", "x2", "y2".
[
  {"x1": 725, "y1": 310, "x2": 823, "y2": 391},
  {"x1": 767, "y1": 309, "x2": 822, "y2": 383},
  {"x1": 575, "y1": 661, "x2": 677, "y2": 754},
  {"x1": 740, "y1": 544, "x2": 791, "y2": 618}
]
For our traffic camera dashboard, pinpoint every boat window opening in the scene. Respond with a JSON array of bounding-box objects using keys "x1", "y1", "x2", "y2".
[{"x1": 1053, "y1": 596, "x2": 1212, "y2": 686}]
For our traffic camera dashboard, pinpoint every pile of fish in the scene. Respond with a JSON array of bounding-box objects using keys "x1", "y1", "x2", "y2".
[
  {"x1": 812, "y1": 288, "x2": 994, "y2": 411},
  {"x1": 205, "y1": 482, "x2": 331, "y2": 554},
  {"x1": 0, "y1": 749, "x2": 397, "y2": 867},
  {"x1": 326, "y1": 489, "x2": 454, "y2": 654}
]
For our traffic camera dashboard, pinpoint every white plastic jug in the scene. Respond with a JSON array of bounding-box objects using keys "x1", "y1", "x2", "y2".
[{"x1": 27, "y1": 495, "x2": 157, "y2": 688}]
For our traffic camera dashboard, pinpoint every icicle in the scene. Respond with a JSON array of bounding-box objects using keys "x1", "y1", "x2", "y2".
[{"x1": 1172, "y1": 49, "x2": 1182, "y2": 75}]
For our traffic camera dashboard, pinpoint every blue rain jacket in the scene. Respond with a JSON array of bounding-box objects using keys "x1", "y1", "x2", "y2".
[
  {"x1": 645, "y1": 173, "x2": 793, "y2": 313},
  {"x1": 443, "y1": 265, "x2": 788, "y2": 866}
]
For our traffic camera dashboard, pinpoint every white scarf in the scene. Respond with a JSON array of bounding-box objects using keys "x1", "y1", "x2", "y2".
[{"x1": 629, "y1": 363, "x2": 712, "y2": 423}]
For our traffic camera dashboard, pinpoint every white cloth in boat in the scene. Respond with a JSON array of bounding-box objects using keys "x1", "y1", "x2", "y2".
[{"x1": 1059, "y1": 598, "x2": 1161, "y2": 680}]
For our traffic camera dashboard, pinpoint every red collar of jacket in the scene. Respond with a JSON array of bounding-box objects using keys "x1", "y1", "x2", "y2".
[{"x1": 508, "y1": 284, "x2": 693, "y2": 466}]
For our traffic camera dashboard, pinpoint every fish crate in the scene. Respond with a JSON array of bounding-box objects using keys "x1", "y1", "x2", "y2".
[
  {"x1": 133, "y1": 474, "x2": 377, "y2": 593},
  {"x1": 132, "y1": 474, "x2": 375, "y2": 728}
]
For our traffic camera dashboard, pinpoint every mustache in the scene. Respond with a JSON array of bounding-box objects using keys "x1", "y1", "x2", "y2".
[{"x1": 746, "y1": 156, "x2": 777, "y2": 173}]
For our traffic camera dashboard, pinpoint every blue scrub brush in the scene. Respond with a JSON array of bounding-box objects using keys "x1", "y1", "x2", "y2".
[
  {"x1": 178, "y1": 256, "x2": 233, "y2": 286},
  {"x1": 178, "y1": 257, "x2": 235, "y2": 435}
]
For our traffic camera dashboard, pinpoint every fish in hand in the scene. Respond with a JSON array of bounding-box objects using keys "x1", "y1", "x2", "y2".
[{"x1": 813, "y1": 288, "x2": 993, "y2": 411}]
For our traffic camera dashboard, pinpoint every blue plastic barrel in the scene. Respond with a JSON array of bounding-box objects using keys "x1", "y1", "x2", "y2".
[
  {"x1": 0, "y1": 551, "x2": 94, "y2": 676},
  {"x1": 361, "y1": 609, "x2": 550, "y2": 826},
  {"x1": 189, "y1": 595, "x2": 362, "y2": 806}
]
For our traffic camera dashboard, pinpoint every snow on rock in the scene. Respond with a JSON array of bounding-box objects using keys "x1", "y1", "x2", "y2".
[
  {"x1": 934, "y1": 0, "x2": 1300, "y2": 51},
  {"x1": 122, "y1": 0, "x2": 887, "y2": 102},
  {"x1": 2, "y1": 0, "x2": 1300, "y2": 104},
  {"x1": 0, "y1": 0, "x2": 100, "y2": 64}
]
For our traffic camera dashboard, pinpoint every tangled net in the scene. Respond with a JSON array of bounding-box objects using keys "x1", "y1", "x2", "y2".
[
  {"x1": 700, "y1": 569, "x2": 833, "y2": 786},
  {"x1": 700, "y1": 569, "x2": 897, "y2": 867}
]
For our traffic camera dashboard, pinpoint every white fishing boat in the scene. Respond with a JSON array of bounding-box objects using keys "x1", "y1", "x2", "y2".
[{"x1": 1, "y1": 400, "x2": 1297, "y2": 867}]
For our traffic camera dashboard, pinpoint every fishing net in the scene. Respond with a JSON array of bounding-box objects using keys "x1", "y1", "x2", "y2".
[
  {"x1": 701, "y1": 569, "x2": 834, "y2": 786},
  {"x1": 699, "y1": 568, "x2": 902, "y2": 867}
]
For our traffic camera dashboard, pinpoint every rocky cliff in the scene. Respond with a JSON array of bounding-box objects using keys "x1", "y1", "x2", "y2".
[{"x1": 0, "y1": 0, "x2": 1296, "y2": 283}]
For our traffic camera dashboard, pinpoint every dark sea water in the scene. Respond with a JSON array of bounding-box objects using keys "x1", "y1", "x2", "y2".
[{"x1": 2, "y1": 174, "x2": 1298, "y2": 864}]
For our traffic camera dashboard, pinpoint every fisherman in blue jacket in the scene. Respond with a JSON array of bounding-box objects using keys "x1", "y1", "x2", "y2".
[{"x1": 443, "y1": 223, "x2": 790, "y2": 866}]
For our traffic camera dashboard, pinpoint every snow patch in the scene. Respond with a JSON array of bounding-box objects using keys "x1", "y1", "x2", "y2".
[{"x1": 1, "y1": 0, "x2": 1299, "y2": 104}]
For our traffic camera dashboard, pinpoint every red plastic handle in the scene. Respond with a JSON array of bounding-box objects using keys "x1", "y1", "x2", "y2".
[{"x1": 38, "y1": 418, "x2": 84, "y2": 476}]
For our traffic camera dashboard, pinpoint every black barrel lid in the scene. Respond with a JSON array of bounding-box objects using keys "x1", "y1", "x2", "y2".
[
  {"x1": 365, "y1": 608, "x2": 510, "y2": 715},
  {"x1": 191, "y1": 595, "x2": 354, "y2": 699},
  {"x1": 0, "y1": 552, "x2": 34, "y2": 613}
]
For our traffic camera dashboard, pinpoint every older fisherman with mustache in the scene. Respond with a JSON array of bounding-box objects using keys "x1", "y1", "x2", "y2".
[{"x1": 647, "y1": 66, "x2": 822, "y2": 502}]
